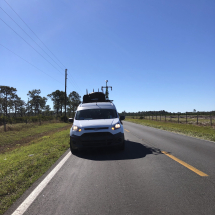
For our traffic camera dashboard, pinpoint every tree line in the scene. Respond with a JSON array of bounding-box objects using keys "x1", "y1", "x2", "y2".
[
  {"x1": 0, "y1": 86, "x2": 81, "y2": 119},
  {"x1": 1, "y1": 86, "x2": 214, "y2": 120}
]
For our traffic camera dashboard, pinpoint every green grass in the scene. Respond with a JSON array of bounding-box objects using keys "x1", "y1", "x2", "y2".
[
  {"x1": 0, "y1": 122, "x2": 70, "y2": 153},
  {"x1": 125, "y1": 118, "x2": 215, "y2": 142},
  {"x1": 0, "y1": 124, "x2": 71, "y2": 215}
]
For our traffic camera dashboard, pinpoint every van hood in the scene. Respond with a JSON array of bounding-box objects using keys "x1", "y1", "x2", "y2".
[{"x1": 75, "y1": 118, "x2": 119, "y2": 128}]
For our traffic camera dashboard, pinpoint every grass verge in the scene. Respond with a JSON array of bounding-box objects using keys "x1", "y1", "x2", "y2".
[
  {"x1": 125, "y1": 118, "x2": 215, "y2": 142},
  {"x1": 0, "y1": 125, "x2": 71, "y2": 215},
  {"x1": 0, "y1": 122, "x2": 70, "y2": 153}
]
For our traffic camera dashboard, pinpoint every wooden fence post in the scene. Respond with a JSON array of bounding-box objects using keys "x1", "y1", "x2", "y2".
[
  {"x1": 186, "y1": 112, "x2": 187, "y2": 124},
  {"x1": 165, "y1": 115, "x2": 166, "y2": 122},
  {"x1": 178, "y1": 114, "x2": 179, "y2": 123}
]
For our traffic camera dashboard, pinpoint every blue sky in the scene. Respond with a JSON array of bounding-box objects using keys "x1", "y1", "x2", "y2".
[{"x1": 1, "y1": 0, "x2": 214, "y2": 113}]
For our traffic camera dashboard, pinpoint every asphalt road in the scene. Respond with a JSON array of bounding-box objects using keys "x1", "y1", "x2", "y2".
[{"x1": 7, "y1": 121, "x2": 215, "y2": 215}]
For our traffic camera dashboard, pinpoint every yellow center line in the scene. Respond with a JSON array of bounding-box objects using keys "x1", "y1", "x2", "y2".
[
  {"x1": 124, "y1": 129, "x2": 130, "y2": 132},
  {"x1": 162, "y1": 151, "x2": 208, "y2": 177}
]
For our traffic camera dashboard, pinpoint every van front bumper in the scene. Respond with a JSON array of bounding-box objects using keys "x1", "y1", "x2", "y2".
[{"x1": 70, "y1": 132, "x2": 124, "y2": 149}]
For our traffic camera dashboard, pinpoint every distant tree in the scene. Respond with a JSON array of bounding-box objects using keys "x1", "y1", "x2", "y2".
[
  {"x1": 44, "y1": 105, "x2": 51, "y2": 115},
  {"x1": 0, "y1": 99, "x2": 2, "y2": 115},
  {"x1": 13, "y1": 95, "x2": 25, "y2": 117},
  {"x1": 19, "y1": 106, "x2": 26, "y2": 117},
  {"x1": 40, "y1": 97, "x2": 48, "y2": 113},
  {"x1": 8, "y1": 98, "x2": 14, "y2": 115},
  {"x1": 48, "y1": 90, "x2": 65, "y2": 116},
  {"x1": 193, "y1": 109, "x2": 196, "y2": 113},
  {"x1": 68, "y1": 91, "x2": 81, "y2": 118},
  {"x1": 0, "y1": 86, "x2": 17, "y2": 116},
  {"x1": 122, "y1": 110, "x2": 126, "y2": 115},
  {"x1": 25, "y1": 99, "x2": 31, "y2": 116},
  {"x1": 27, "y1": 89, "x2": 47, "y2": 115}
]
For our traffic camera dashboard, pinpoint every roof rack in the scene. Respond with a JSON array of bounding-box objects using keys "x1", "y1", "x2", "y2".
[{"x1": 83, "y1": 92, "x2": 112, "y2": 103}]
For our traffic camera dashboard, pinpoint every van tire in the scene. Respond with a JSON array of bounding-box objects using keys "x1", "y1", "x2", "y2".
[{"x1": 70, "y1": 141, "x2": 78, "y2": 155}]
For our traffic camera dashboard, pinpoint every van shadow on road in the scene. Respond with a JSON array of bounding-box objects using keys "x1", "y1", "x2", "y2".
[{"x1": 75, "y1": 140, "x2": 162, "y2": 161}]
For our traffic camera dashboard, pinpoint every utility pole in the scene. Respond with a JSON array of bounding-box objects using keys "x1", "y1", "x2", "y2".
[
  {"x1": 65, "y1": 69, "x2": 67, "y2": 122},
  {"x1": 101, "y1": 80, "x2": 112, "y2": 99}
]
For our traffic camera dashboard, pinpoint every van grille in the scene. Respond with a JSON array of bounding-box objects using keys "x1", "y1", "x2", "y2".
[
  {"x1": 84, "y1": 127, "x2": 108, "y2": 131},
  {"x1": 81, "y1": 132, "x2": 113, "y2": 146}
]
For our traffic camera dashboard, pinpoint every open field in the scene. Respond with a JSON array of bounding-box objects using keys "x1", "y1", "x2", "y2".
[
  {"x1": 125, "y1": 117, "x2": 215, "y2": 142},
  {"x1": 0, "y1": 123, "x2": 71, "y2": 215}
]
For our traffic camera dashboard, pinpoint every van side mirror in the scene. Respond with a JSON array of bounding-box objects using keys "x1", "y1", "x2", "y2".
[
  {"x1": 68, "y1": 118, "x2": 74, "y2": 123},
  {"x1": 120, "y1": 116, "x2": 125, "y2": 121}
]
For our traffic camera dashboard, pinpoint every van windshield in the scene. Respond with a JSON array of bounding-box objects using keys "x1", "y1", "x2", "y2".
[{"x1": 75, "y1": 109, "x2": 117, "y2": 120}]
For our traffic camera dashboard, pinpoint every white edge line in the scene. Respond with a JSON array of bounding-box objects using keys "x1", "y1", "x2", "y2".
[{"x1": 12, "y1": 151, "x2": 71, "y2": 215}]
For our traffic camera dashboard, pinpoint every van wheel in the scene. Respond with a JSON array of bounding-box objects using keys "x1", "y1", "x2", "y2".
[{"x1": 70, "y1": 141, "x2": 78, "y2": 155}]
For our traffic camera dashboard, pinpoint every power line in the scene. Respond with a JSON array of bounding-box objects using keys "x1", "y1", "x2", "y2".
[
  {"x1": 67, "y1": 81, "x2": 82, "y2": 95},
  {"x1": 1, "y1": 2, "x2": 83, "y2": 96},
  {"x1": 67, "y1": 74, "x2": 81, "y2": 91},
  {"x1": 0, "y1": 17, "x2": 64, "y2": 76},
  {"x1": 3, "y1": 0, "x2": 67, "y2": 69},
  {"x1": 66, "y1": 76, "x2": 83, "y2": 96},
  {"x1": 0, "y1": 7, "x2": 65, "y2": 71},
  {"x1": 67, "y1": 73, "x2": 83, "y2": 93},
  {"x1": 0, "y1": 20, "x2": 82, "y2": 95},
  {"x1": 0, "y1": 43, "x2": 64, "y2": 85},
  {"x1": 2, "y1": 1, "x2": 84, "y2": 96}
]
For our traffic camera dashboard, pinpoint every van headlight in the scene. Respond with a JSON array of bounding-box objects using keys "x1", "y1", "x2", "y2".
[
  {"x1": 111, "y1": 123, "x2": 121, "y2": 130},
  {"x1": 72, "y1": 125, "x2": 82, "y2": 132}
]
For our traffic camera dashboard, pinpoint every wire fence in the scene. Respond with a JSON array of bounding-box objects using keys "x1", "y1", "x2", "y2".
[{"x1": 129, "y1": 113, "x2": 215, "y2": 127}]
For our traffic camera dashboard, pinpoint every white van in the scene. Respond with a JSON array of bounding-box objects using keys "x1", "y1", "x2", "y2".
[{"x1": 69, "y1": 93, "x2": 125, "y2": 154}]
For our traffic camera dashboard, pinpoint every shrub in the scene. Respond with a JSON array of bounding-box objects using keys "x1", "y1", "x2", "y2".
[
  {"x1": 60, "y1": 115, "x2": 68, "y2": 122},
  {"x1": 31, "y1": 116, "x2": 38, "y2": 122}
]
